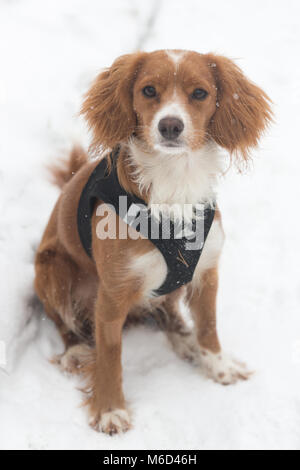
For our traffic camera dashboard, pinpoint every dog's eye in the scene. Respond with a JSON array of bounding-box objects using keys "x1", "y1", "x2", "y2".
[
  {"x1": 142, "y1": 86, "x2": 157, "y2": 98},
  {"x1": 192, "y1": 88, "x2": 208, "y2": 101}
]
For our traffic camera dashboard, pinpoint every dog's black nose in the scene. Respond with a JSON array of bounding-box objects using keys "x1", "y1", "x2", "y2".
[{"x1": 158, "y1": 117, "x2": 184, "y2": 140}]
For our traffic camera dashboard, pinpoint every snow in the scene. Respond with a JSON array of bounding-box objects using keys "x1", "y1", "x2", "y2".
[{"x1": 0, "y1": 0, "x2": 300, "y2": 450}]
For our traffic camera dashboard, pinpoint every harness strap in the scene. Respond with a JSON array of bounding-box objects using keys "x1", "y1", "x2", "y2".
[{"x1": 77, "y1": 147, "x2": 215, "y2": 296}]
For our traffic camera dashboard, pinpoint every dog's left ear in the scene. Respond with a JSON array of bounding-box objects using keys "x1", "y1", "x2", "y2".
[
  {"x1": 81, "y1": 52, "x2": 147, "y2": 152},
  {"x1": 206, "y1": 54, "x2": 273, "y2": 161}
]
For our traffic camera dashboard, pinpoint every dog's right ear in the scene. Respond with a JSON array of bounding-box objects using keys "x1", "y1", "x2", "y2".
[{"x1": 81, "y1": 52, "x2": 147, "y2": 152}]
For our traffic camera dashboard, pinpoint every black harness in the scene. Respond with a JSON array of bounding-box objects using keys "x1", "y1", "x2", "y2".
[{"x1": 77, "y1": 148, "x2": 215, "y2": 296}]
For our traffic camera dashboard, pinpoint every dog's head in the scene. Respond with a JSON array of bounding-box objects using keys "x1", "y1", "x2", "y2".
[{"x1": 81, "y1": 50, "x2": 272, "y2": 161}]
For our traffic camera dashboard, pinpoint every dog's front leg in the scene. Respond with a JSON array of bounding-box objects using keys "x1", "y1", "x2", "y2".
[
  {"x1": 190, "y1": 267, "x2": 252, "y2": 385},
  {"x1": 86, "y1": 288, "x2": 133, "y2": 435}
]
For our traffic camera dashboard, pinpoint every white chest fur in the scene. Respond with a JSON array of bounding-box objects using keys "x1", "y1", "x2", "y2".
[{"x1": 128, "y1": 140, "x2": 223, "y2": 217}]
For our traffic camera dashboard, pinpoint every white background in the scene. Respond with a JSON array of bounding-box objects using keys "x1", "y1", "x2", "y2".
[{"x1": 0, "y1": 0, "x2": 299, "y2": 450}]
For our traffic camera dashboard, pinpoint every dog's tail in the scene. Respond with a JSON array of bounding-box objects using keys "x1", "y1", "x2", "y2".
[{"x1": 49, "y1": 145, "x2": 88, "y2": 189}]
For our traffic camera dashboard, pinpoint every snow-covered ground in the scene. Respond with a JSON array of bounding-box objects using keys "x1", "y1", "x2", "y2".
[{"x1": 1, "y1": 0, "x2": 300, "y2": 450}]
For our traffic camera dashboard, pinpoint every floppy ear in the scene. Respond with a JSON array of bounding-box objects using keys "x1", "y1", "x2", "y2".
[
  {"x1": 81, "y1": 52, "x2": 147, "y2": 152},
  {"x1": 206, "y1": 54, "x2": 273, "y2": 161}
]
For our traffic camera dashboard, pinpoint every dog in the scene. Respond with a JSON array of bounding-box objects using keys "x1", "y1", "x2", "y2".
[{"x1": 34, "y1": 50, "x2": 272, "y2": 435}]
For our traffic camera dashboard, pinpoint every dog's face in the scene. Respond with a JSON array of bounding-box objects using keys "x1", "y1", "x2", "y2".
[
  {"x1": 132, "y1": 50, "x2": 217, "y2": 153},
  {"x1": 82, "y1": 49, "x2": 272, "y2": 161}
]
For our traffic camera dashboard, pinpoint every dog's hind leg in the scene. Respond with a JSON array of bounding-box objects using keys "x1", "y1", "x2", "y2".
[
  {"x1": 51, "y1": 343, "x2": 93, "y2": 375},
  {"x1": 156, "y1": 288, "x2": 202, "y2": 363},
  {"x1": 34, "y1": 242, "x2": 95, "y2": 372},
  {"x1": 126, "y1": 287, "x2": 201, "y2": 363}
]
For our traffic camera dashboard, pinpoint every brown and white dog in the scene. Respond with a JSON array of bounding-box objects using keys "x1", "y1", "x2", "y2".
[{"x1": 34, "y1": 50, "x2": 272, "y2": 435}]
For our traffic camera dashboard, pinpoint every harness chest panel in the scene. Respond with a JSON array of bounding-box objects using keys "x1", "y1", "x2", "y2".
[{"x1": 77, "y1": 149, "x2": 215, "y2": 296}]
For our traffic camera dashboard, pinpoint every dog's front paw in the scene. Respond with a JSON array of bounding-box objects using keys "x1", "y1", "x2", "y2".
[
  {"x1": 200, "y1": 349, "x2": 253, "y2": 385},
  {"x1": 90, "y1": 409, "x2": 131, "y2": 435}
]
